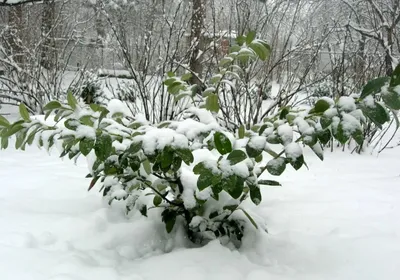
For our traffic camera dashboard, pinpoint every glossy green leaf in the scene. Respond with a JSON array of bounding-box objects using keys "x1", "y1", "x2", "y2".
[
  {"x1": 390, "y1": 64, "x2": 400, "y2": 87},
  {"x1": 239, "y1": 208, "x2": 258, "y2": 229},
  {"x1": 360, "y1": 76, "x2": 390, "y2": 99},
  {"x1": 266, "y1": 157, "x2": 286, "y2": 176},
  {"x1": 197, "y1": 170, "x2": 214, "y2": 190},
  {"x1": 80, "y1": 138, "x2": 95, "y2": 156},
  {"x1": 361, "y1": 102, "x2": 390, "y2": 128},
  {"x1": 249, "y1": 184, "x2": 261, "y2": 205},
  {"x1": 214, "y1": 131, "x2": 232, "y2": 155},
  {"x1": 238, "y1": 125, "x2": 245, "y2": 139},
  {"x1": 312, "y1": 99, "x2": 330, "y2": 113},
  {"x1": 206, "y1": 94, "x2": 219, "y2": 113},
  {"x1": 0, "y1": 115, "x2": 9, "y2": 127},
  {"x1": 227, "y1": 150, "x2": 247, "y2": 165},
  {"x1": 153, "y1": 195, "x2": 162, "y2": 207},
  {"x1": 382, "y1": 89, "x2": 400, "y2": 110},
  {"x1": 19, "y1": 103, "x2": 30, "y2": 122},
  {"x1": 258, "y1": 180, "x2": 281, "y2": 186},
  {"x1": 43, "y1": 101, "x2": 62, "y2": 111},
  {"x1": 94, "y1": 133, "x2": 113, "y2": 161},
  {"x1": 174, "y1": 148, "x2": 194, "y2": 165},
  {"x1": 67, "y1": 91, "x2": 78, "y2": 109}
]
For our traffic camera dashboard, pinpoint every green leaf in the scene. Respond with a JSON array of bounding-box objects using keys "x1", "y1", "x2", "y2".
[
  {"x1": 80, "y1": 115, "x2": 94, "y2": 126},
  {"x1": 334, "y1": 122, "x2": 349, "y2": 145},
  {"x1": 15, "y1": 129, "x2": 27, "y2": 149},
  {"x1": 43, "y1": 101, "x2": 62, "y2": 111},
  {"x1": 181, "y1": 72, "x2": 192, "y2": 81},
  {"x1": 26, "y1": 127, "x2": 40, "y2": 145},
  {"x1": 80, "y1": 138, "x2": 95, "y2": 156},
  {"x1": 161, "y1": 209, "x2": 176, "y2": 233},
  {"x1": 279, "y1": 107, "x2": 290, "y2": 119},
  {"x1": 236, "y1": 35, "x2": 246, "y2": 46},
  {"x1": 4, "y1": 123, "x2": 24, "y2": 137},
  {"x1": 248, "y1": 41, "x2": 271, "y2": 61},
  {"x1": 214, "y1": 131, "x2": 232, "y2": 155},
  {"x1": 19, "y1": 103, "x2": 30, "y2": 122},
  {"x1": 139, "y1": 205, "x2": 147, "y2": 217},
  {"x1": 249, "y1": 184, "x2": 262, "y2": 205},
  {"x1": 382, "y1": 89, "x2": 400, "y2": 110},
  {"x1": 89, "y1": 104, "x2": 102, "y2": 112},
  {"x1": 360, "y1": 76, "x2": 390, "y2": 99},
  {"x1": 174, "y1": 148, "x2": 194, "y2": 165},
  {"x1": 361, "y1": 102, "x2": 389, "y2": 128},
  {"x1": 206, "y1": 94, "x2": 219, "y2": 113},
  {"x1": 390, "y1": 64, "x2": 400, "y2": 87},
  {"x1": 317, "y1": 129, "x2": 331, "y2": 145},
  {"x1": 67, "y1": 91, "x2": 78, "y2": 109},
  {"x1": 0, "y1": 115, "x2": 9, "y2": 127},
  {"x1": 246, "y1": 30, "x2": 256, "y2": 44},
  {"x1": 1, "y1": 136, "x2": 9, "y2": 149},
  {"x1": 94, "y1": 133, "x2": 113, "y2": 161},
  {"x1": 258, "y1": 180, "x2": 281, "y2": 186},
  {"x1": 311, "y1": 143, "x2": 324, "y2": 161},
  {"x1": 320, "y1": 116, "x2": 332, "y2": 129},
  {"x1": 227, "y1": 150, "x2": 247, "y2": 165},
  {"x1": 193, "y1": 162, "x2": 207, "y2": 174},
  {"x1": 245, "y1": 138, "x2": 264, "y2": 158},
  {"x1": 165, "y1": 215, "x2": 176, "y2": 233},
  {"x1": 153, "y1": 195, "x2": 162, "y2": 207},
  {"x1": 221, "y1": 175, "x2": 241, "y2": 199},
  {"x1": 127, "y1": 141, "x2": 142, "y2": 154},
  {"x1": 289, "y1": 154, "x2": 304, "y2": 170},
  {"x1": 171, "y1": 157, "x2": 182, "y2": 172},
  {"x1": 142, "y1": 159, "x2": 151, "y2": 175},
  {"x1": 87, "y1": 176, "x2": 100, "y2": 191},
  {"x1": 160, "y1": 148, "x2": 174, "y2": 169},
  {"x1": 197, "y1": 170, "x2": 214, "y2": 190},
  {"x1": 130, "y1": 156, "x2": 141, "y2": 171},
  {"x1": 168, "y1": 82, "x2": 184, "y2": 95},
  {"x1": 64, "y1": 119, "x2": 79, "y2": 131},
  {"x1": 238, "y1": 125, "x2": 245, "y2": 139},
  {"x1": 239, "y1": 208, "x2": 258, "y2": 229},
  {"x1": 266, "y1": 158, "x2": 286, "y2": 176},
  {"x1": 312, "y1": 99, "x2": 330, "y2": 113},
  {"x1": 352, "y1": 128, "x2": 364, "y2": 146}
]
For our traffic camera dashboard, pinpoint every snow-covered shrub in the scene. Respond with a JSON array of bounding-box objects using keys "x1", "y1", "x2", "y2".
[
  {"x1": 162, "y1": 32, "x2": 273, "y2": 129},
  {"x1": 67, "y1": 70, "x2": 106, "y2": 105},
  {"x1": 1, "y1": 37, "x2": 399, "y2": 247}
]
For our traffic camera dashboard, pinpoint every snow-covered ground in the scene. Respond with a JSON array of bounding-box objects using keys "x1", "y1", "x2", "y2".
[{"x1": 1, "y1": 136, "x2": 400, "y2": 279}]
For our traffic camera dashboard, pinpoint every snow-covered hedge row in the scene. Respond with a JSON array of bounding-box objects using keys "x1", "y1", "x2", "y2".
[{"x1": 1, "y1": 32, "x2": 399, "y2": 247}]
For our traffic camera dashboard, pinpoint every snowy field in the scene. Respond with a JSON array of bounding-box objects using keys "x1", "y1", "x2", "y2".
[{"x1": 1, "y1": 129, "x2": 400, "y2": 279}]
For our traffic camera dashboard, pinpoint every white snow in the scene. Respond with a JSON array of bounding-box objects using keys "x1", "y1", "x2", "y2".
[
  {"x1": 284, "y1": 142, "x2": 303, "y2": 160},
  {"x1": 338, "y1": 96, "x2": 357, "y2": 112},
  {"x1": 363, "y1": 96, "x2": 376, "y2": 108},
  {"x1": 2, "y1": 133, "x2": 400, "y2": 279},
  {"x1": 341, "y1": 113, "x2": 362, "y2": 135},
  {"x1": 394, "y1": 85, "x2": 400, "y2": 95},
  {"x1": 277, "y1": 124, "x2": 293, "y2": 145},
  {"x1": 107, "y1": 99, "x2": 131, "y2": 117},
  {"x1": 324, "y1": 108, "x2": 338, "y2": 118},
  {"x1": 247, "y1": 136, "x2": 266, "y2": 151},
  {"x1": 138, "y1": 128, "x2": 189, "y2": 155}
]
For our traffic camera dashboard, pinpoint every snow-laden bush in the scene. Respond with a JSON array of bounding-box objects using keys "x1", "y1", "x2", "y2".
[
  {"x1": 67, "y1": 70, "x2": 106, "y2": 105},
  {"x1": 1, "y1": 33, "x2": 400, "y2": 247}
]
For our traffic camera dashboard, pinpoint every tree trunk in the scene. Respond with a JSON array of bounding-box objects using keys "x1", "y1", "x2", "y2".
[
  {"x1": 41, "y1": 0, "x2": 57, "y2": 70},
  {"x1": 6, "y1": 6, "x2": 24, "y2": 66},
  {"x1": 384, "y1": 30, "x2": 394, "y2": 76},
  {"x1": 189, "y1": 0, "x2": 206, "y2": 88}
]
